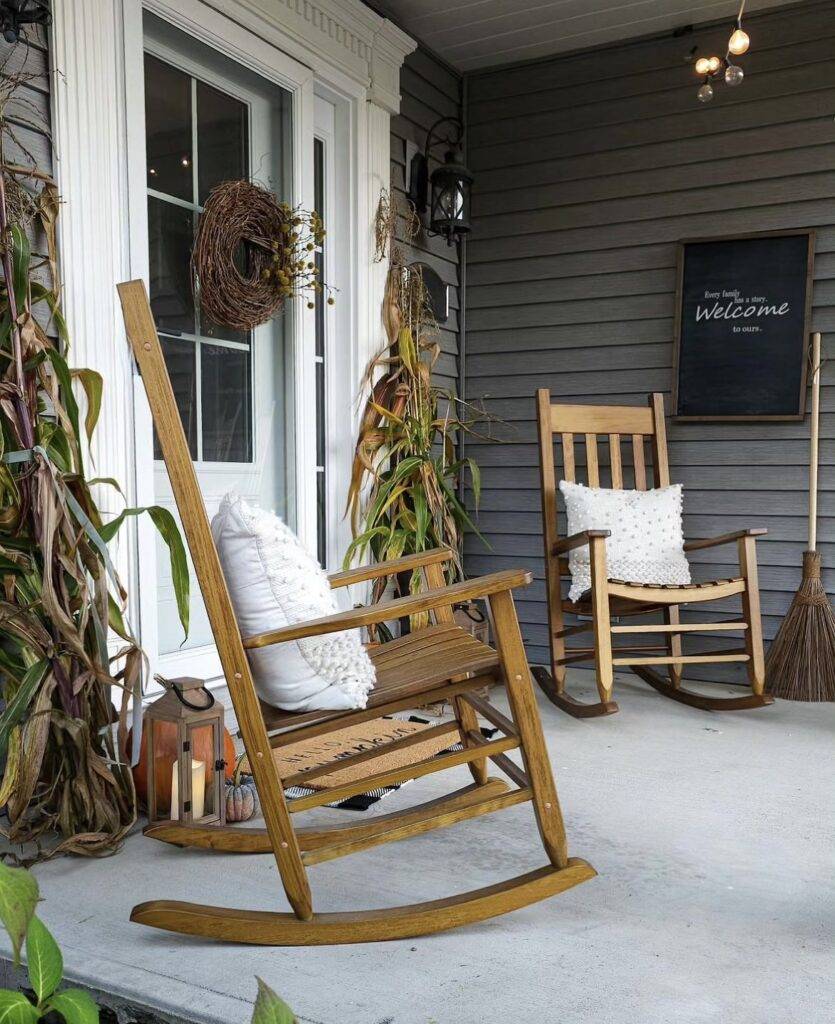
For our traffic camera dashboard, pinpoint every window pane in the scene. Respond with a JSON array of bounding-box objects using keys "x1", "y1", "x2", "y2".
[
  {"x1": 201, "y1": 343, "x2": 252, "y2": 462},
  {"x1": 144, "y1": 55, "x2": 192, "y2": 201},
  {"x1": 148, "y1": 197, "x2": 195, "y2": 334},
  {"x1": 155, "y1": 338, "x2": 197, "y2": 459},
  {"x1": 197, "y1": 80, "x2": 248, "y2": 204}
]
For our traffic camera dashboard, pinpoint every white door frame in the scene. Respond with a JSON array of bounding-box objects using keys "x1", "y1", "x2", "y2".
[
  {"x1": 49, "y1": 0, "x2": 415, "y2": 685},
  {"x1": 125, "y1": 0, "x2": 319, "y2": 680}
]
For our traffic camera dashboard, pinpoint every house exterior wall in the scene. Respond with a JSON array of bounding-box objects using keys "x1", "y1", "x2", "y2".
[
  {"x1": 463, "y1": 0, "x2": 835, "y2": 680},
  {"x1": 390, "y1": 46, "x2": 462, "y2": 395}
]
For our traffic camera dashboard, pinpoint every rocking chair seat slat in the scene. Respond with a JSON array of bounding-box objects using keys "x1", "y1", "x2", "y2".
[{"x1": 260, "y1": 625, "x2": 501, "y2": 732}]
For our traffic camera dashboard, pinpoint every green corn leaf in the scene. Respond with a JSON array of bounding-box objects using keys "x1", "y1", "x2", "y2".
[
  {"x1": 10, "y1": 225, "x2": 30, "y2": 313},
  {"x1": 0, "y1": 991, "x2": 39, "y2": 1024},
  {"x1": 251, "y1": 978, "x2": 295, "y2": 1024},
  {"x1": 0, "y1": 862, "x2": 39, "y2": 964},
  {"x1": 46, "y1": 989, "x2": 99, "y2": 1024},
  {"x1": 70, "y1": 369, "x2": 103, "y2": 443},
  {"x1": 26, "y1": 916, "x2": 63, "y2": 1002},
  {"x1": 98, "y1": 506, "x2": 189, "y2": 638},
  {"x1": 146, "y1": 506, "x2": 189, "y2": 637},
  {"x1": 0, "y1": 658, "x2": 49, "y2": 763},
  {"x1": 29, "y1": 284, "x2": 69, "y2": 342},
  {"x1": 412, "y1": 487, "x2": 429, "y2": 549},
  {"x1": 43, "y1": 348, "x2": 83, "y2": 462},
  {"x1": 466, "y1": 458, "x2": 481, "y2": 508}
]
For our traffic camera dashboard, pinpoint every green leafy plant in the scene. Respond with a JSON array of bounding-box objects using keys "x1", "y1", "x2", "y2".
[
  {"x1": 251, "y1": 978, "x2": 295, "y2": 1024},
  {"x1": 0, "y1": 862, "x2": 299, "y2": 1024},
  {"x1": 0, "y1": 861, "x2": 99, "y2": 1022},
  {"x1": 0, "y1": 68, "x2": 189, "y2": 856},
  {"x1": 345, "y1": 249, "x2": 491, "y2": 627}
]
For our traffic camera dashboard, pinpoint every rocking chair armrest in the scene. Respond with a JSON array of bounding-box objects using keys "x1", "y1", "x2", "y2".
[
  {"x1": 243, "y1": 569, "x2": 532, "y2": 649},
  {"x1": 552, "y1": 529, "x2": 611, "y2": 555},
  {"x1": 683, "y1": 528, "x2": 767, "y2": 552},
  {"x1": 327, "y1": 547, "x2": 454, "y2": 589}
]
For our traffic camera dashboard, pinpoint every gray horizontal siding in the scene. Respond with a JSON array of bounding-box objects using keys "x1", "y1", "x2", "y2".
[
  {"x1": 463, "y1": 0, "x2": 835, "y2": 684},
  {"x1": 391, "y1": 47, "x2": 462, "y2": 395}
]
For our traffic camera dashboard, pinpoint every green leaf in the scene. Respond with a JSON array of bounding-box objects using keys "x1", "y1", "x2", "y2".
[
  {"x1": 146, "y1": 506, "x2": 189, "y2": 638},
  {"x1": 70, "y1": 370, "x2": 103, "y2": 443},
  {"x1": 98, "y1": 506, "x2": 189, "y2": 638},
  {"x1": 43, "y1": 348, "x2": 83, "y2": 467},
  {"x1": 26, "y1": 916, "x2": 63, "y2": 1002},
  {"x1": 10, "y1": 225, "x2": 30, "y2": 314},
  {"x1": 251, "y1": 978, "x2": 295, "y2": 1024},
  {"x1": 47, "y1": 989, "x2": 98, "y2": 1024},
  {"x1": 0, "y1": 862, "x2": 39, "y2": 964},
  {"x1": 0, "y1": 658, "x2": 49, "y2": 763},
  {"x1": 0, "y1": 991, "x2": 38, "y2": 1024}
]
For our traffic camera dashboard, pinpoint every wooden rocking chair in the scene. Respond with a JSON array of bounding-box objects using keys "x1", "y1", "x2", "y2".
[
  {"x1": 117, "y1": 281, "x2": 595, "y2": 945},
  {"x1": 533, "y1": 389, "x2": 775, "y2": 718}
]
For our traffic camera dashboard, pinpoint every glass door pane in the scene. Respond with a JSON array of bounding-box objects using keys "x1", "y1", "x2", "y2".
[{"x1": 144, "y1": 13, "x2": 294, "y2": 657}]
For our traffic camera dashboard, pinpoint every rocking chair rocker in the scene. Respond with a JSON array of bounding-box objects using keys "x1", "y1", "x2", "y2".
[
  {"x1": 118, "y1": 281, "x2": 595, "y2": 945},
  {"x1": 533, "y1": 389, "x2": 774, "y2": 718}
]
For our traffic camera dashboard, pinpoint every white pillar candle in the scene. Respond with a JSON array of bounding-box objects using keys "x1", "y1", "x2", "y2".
[{"x1": 170, "y1": 759, "x2": 205, "y2": 820}]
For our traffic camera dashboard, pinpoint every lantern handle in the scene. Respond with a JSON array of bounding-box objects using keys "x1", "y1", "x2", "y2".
[
  {"x1": 155, "y1": 674, "x2": 216, "y2": 711},
  {"x1": 172, "y1": 682, "x2": 215, "y2": 711}
]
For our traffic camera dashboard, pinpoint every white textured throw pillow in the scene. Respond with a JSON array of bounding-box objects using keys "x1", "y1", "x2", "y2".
[
  {"x1": 559, "y1": 481, "x2": 691, "y2": 603},
  {"x1": 211, "y1": 493, "x2": 375, "y2": 712}
]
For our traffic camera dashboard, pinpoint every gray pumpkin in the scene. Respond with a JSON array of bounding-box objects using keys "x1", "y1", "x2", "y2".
[{"x1": 225, "y1": 759, "x2": 258, "y2": 822}]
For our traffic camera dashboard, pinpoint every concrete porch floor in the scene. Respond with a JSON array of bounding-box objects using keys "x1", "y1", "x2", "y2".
[{"x1": 3, "y1": 672, "x2": 833, "y2": 1024}]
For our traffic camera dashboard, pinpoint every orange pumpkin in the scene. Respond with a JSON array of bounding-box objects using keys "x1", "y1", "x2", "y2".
[{"x1": 130, "y1": 722, "x2": 237, "y2": 813}]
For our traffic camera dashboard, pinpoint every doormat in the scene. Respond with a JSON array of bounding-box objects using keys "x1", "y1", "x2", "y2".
[{"x1": 243, "y1": 717, "x2": 492, "y2": 812}]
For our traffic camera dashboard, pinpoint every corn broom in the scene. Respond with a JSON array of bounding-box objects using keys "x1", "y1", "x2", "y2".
[{"x1": 766, "y1": 332, "x2": 835, "y2": 700}]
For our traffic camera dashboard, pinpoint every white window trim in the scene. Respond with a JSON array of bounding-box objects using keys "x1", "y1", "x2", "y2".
[{"x1": 49, "y1": 0, "x2": 415, "y2": 683}]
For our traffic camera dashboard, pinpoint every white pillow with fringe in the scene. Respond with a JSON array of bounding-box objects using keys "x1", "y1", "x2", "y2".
[
  {"x1": 559, "y1": 480, "x2": 691, "y2": 603},
  {"x1": 211, "y1": 493, "x2": 375, "y2": 712}
]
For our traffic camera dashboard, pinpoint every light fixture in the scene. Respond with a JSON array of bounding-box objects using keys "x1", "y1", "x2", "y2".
[
  {"x1": 0, "y1": 0, "x2": 50, "y2": 44},
  {"x1": 728, "y1": 27, "x2": 749, "y2": 55},
  {"x1": 692, "y1": 1, "x2": 750, "y2": 103},
  {"x1": 408, "y1": 116, "x2": 474, "y2": 247}
]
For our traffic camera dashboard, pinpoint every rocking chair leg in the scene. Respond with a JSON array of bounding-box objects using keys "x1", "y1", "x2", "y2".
[
  {"x1": 422, "y1": 560, "x2": 488, "y2": 785},
  {"x1": 589, "y1": 536, "x2": 614, "y2": 703},
  {"x1": 739, "y1": 536, "x2": 766, "y2": 695},
  {"x1": 489, "y1": 590, "x2": 568, "y2": 869},
  {"x1": 665, "y1": 607, "x2": 683, "y2": 688}
]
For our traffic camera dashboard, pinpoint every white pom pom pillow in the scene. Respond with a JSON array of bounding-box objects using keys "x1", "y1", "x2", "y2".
[
  {"x1": 211, "y1": 494, "x2": 375, "y2": 713},
  {"x1": 559, "y1": 481, "x2": 691, "y2": 603}
]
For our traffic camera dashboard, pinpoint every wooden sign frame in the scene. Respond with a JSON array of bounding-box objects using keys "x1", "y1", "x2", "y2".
[{"x1": 672, "y1": 229, "x2": 815, "y2": 422}]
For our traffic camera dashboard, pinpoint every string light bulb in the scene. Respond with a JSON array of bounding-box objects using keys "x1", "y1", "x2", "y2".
[
  {"x1": 695, "y1": 56, "x2": 711, "y2": 75},
  {"x1": 728, "y1": 27, "x2": 750, "y2": 55}
]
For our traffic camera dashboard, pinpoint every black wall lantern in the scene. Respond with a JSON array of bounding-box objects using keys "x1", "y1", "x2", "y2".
[
  {"x1": 408, "y1": 116, "x2": 473, "y2": 247},
  {"x1": 0, "y1": 0, "x2": 50, "y2": 44}
]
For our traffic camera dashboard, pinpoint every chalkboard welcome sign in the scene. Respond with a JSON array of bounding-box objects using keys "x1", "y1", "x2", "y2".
[{"x1": 673, "y1": 230, "x2": 815, "y2": 420}]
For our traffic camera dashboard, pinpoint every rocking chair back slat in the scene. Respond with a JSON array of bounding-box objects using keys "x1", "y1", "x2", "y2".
[
  {"x1": 632, "y1": 434, "x2": 647, "y2": 490},
  {"x1": 118, "y1": 281, "x2": 313, "y2": 920},
  {"x1": 585, "y1": 434, "x2": 599, "y2": 487},
  {"x1": 561, "y1": 433, "x2": 575, "y2": 482},
  {"x1": 609, "y1": 434, "x2": 623, "y2": 489}
]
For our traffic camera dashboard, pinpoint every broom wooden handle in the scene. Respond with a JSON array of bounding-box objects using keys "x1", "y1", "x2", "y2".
[{"x1": 808, "y1": 331, "x2": 821, "y2": 552}]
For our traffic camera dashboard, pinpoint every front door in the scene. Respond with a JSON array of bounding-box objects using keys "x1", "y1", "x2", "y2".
[{"x1": 140, "y1": 13, "x2": 306, "y2": 677}]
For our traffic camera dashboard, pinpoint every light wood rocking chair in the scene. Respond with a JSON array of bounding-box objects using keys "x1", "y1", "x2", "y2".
[
  {"x1": 533, "y1": 389, "x2": 775, "y2": 718},
  {"x1": 118, "y1": 281, "x2": 595, "y2": 945}
]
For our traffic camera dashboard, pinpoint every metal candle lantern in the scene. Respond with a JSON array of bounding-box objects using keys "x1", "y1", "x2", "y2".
[
  {"x1": 144, "y1": 677, "x2": 226, "y2": 826},
  {"x1": 407, "y1": 115, "x2": 474, "y2": 247},
  {"x1": 429, "y1": 148, "x2": 473, "y2": 246}
]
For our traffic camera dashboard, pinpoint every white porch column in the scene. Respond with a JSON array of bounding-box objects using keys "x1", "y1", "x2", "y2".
[
  {"x1": 362, "y1": 22, "x2": 417, "y2": 370},
  {"x1": 50, "y1": 1, "x2": 139, "y2": 612}
]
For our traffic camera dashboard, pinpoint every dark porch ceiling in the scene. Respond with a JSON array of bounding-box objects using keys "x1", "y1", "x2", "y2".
[{"x1": 371, "y1": 1, "x2": 805, "y2": 72}]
